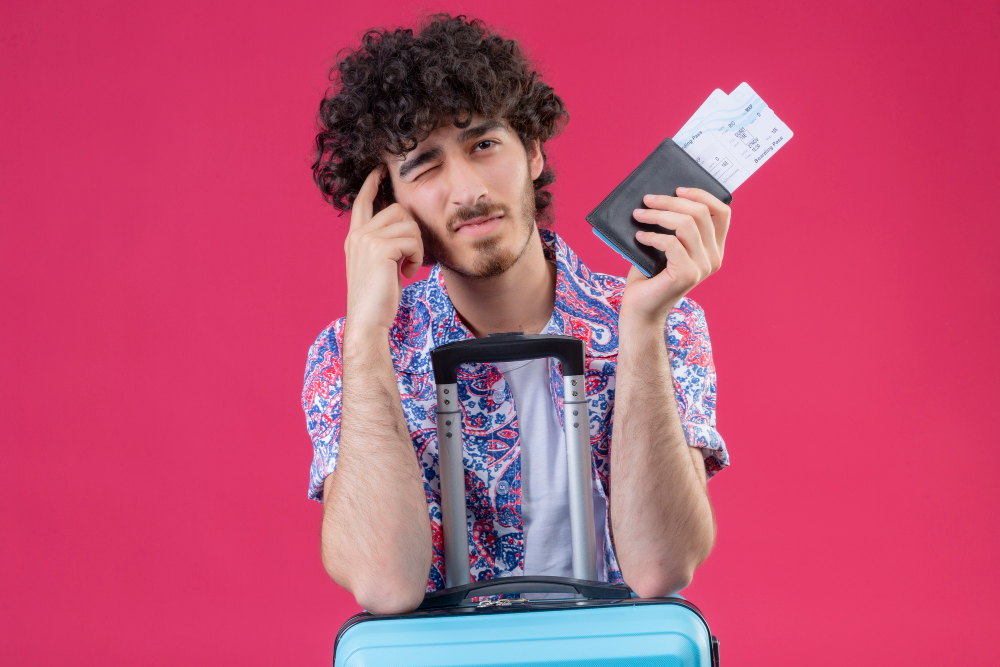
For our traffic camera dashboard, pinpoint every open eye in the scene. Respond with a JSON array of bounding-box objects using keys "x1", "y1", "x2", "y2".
[{"x1": 474, "y1": 139, "x2": 497, "y2": 151}]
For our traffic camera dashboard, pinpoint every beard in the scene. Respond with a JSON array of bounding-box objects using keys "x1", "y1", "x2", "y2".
[{"x1": 414, "y1": 171, "x2": 537, "y2": 279}]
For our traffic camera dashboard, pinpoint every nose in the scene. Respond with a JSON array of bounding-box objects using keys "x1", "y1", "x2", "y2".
[{"x1": 447, "y1": 154, "x2": 489, "y2": 211}]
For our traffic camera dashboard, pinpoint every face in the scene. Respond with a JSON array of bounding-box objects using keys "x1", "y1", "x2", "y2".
[{"x1": 384, "y1": 115, "x2": 544, "y2": 279}]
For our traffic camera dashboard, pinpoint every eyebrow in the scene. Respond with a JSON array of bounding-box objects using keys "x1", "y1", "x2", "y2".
[{"x1": 397, "y1": 120, "x2": 507, "y2": 181}]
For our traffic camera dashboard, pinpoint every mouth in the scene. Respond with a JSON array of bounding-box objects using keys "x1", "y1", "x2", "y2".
[{"x1": 454, "y1": 213, "x2": 503, "y2": 236}]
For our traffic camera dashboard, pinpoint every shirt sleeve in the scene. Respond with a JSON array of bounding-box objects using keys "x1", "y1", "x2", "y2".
[
  {"x1": 302, "y1": 317, "x2": 347, "y2": 502},
  {"x1": 665, "y1": 297, "x2": 730, "y2": 478}
]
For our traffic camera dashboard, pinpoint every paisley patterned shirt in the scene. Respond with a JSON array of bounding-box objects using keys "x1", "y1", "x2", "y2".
[{"x1": 302, "y1": 228, "x2": 729, "y2": 591}]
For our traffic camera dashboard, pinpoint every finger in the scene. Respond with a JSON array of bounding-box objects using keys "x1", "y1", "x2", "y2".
[
  {"x1": 672, "y1": 187, "x2": 731, "y2": 261},
  {"x1": 401, "y1": 256, "x2": 423, "y2": 279},
  {"x1": 633, "y1": 208, "x2": 714, "y2": 276},
  {"x1": 640, "y1": 194, "x2": 722, "y2": 271},
  {"x1": 673, "y1": 187, "x2": 727, "y2": 216},
  {"x1": 386, "y1": 235, "x2": 424, "y2": 273},
  {"x1": 635, "y1": 232, "x2": 699, "y2": 290},
  {"x1": 670, "y1": 218, "x2": 713, "y2": 279},
  {"x1": 637, "y1": 226, "x2": 709, "y2": 284},
  {"x1": 370, "y1": 218, "x2": 425, "y2": 274},
  {"x1": 362, "y1": 202, "x2": 412, "y2": 232},
  {"x1": 369, "y1": 219, "x2": 422, "y2": 242},
  {"x1": 345, "y1": 205, "x2": 417, "y2": 272},
  {"x1": 642, "y1": 192, "x2": 713, "y2": 220},
  {"x1": 350, "y1": 166, "x2": 385, "y2": 230}
]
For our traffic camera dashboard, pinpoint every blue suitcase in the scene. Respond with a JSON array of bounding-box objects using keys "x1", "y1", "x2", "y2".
[{"x1": 333, "y1": 333, "x2": 720, "y2": 666}]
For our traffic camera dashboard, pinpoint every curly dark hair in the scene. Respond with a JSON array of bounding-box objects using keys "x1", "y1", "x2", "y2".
[{"x1": 311, "y1": 13, "x2": 569, "y2": 226}]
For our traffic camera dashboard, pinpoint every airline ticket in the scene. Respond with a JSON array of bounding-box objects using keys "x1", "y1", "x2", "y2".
[{"x1": 672, "y1": 82, "x2": 793, "y2": 192}]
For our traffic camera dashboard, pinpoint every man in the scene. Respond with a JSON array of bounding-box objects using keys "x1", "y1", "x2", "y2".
[{"x1": 302, "y1": 14, "x2": 731, "y2": 615}]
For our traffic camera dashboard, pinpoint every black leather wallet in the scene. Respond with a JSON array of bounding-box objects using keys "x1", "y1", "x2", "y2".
[{"x1": 585, "y1": 137, "x2": 733, "y2": 277}]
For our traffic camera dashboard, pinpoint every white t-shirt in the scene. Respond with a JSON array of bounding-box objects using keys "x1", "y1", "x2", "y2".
[{"x1": 494, "y1": 357, "x2": 607, "y2": 581}]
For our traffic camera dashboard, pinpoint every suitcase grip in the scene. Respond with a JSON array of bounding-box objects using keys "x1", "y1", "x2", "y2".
[
  {"x1": 417, "y1": 576, "x2": 631, "y2": 610},
  {"x1": 431, "y1": 332, "x2": 586, "y2": 384},
  {"x1": 431, "y1": 333, "x2": 598, "y2": 589}
]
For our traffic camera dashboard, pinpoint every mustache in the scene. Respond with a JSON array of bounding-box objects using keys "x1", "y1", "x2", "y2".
[{"x1": 448, "y1": 202, "x2": 508, "y2": 232}]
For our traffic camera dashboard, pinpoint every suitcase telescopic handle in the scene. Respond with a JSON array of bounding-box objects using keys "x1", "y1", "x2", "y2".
[
  {"x1": 430, "y1": 332, "x2": 586, "y2": 384},
  {"x1": 431, "y1": 333, "x2": 598, "y2": 589},
  {"x1": 418, "y1": 576, "x2": 631, "y2": 609}
]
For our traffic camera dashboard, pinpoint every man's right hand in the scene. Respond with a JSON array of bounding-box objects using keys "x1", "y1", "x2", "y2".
[
  {"x1": 324, "y1": 166, "x2": 433, "y2": 614},
  {"x1": 344, "y1": 166, "x2": 424, "y2": 332}
]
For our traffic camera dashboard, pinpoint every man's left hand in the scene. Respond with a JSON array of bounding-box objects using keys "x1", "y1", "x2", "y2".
[{"x1": 619, "y1": 187, "x2": 732, "y2": 327}]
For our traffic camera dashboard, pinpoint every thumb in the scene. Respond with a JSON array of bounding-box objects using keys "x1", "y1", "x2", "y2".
[{"x1": 625, "y1": 264, "x2": 648, "y2": 286}]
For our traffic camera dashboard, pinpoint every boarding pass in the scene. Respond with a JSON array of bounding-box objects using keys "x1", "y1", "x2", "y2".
[{"x1": 672, "y1": 82, "x2": 793, "y2": 192}]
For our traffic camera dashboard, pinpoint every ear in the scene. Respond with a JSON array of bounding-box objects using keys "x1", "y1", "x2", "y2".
[{"x1": 527, "y1": 138, "x2": 544, "y2": 181}]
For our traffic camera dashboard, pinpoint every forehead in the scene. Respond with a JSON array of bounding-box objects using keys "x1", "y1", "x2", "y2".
[{"x1": 396, "y1": 116, "x2": 511, "y2": 155}]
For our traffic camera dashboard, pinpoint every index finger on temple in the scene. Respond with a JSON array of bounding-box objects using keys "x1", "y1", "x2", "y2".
[{"x1": 351, "y1": 165, "x2": 385, "y2": 228}]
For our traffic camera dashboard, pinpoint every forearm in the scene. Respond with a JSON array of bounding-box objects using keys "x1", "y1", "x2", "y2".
[
  {"x1": 322, "y1": 322, "x2": 432, "y2": 613},
  {"x1": 610, "y1": 317, "x2": 715, "y2": 596}
]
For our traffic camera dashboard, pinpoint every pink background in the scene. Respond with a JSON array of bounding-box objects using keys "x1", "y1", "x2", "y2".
[{"x1": 3, "y1": 0, "x2": 998, "y2": 664}]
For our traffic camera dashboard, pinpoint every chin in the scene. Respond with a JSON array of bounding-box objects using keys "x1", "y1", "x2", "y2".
[{"x1": 448, "y1": 223, "x2": 535, "y2": 279}]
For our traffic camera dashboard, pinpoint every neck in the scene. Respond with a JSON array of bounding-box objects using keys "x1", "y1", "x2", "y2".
[{"x1": 441, "y1": 227, "x2": 557, "y2": 338}]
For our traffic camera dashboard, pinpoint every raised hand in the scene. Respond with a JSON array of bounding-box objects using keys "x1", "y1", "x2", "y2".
[
  {"x1": 344, "y1": 166, "x2": 425, "y2": 333},
  {"x1": 619, "y1": 187, "x2": 731, "y2": 327}
]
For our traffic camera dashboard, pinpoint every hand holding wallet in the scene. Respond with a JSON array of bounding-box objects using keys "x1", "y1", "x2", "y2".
[
  {"x1": 586, "y1": 83, "x2": 793, "y2": 277},
  {"x1": 585, "y1": 137, "x2": 733, "y2": 278}
]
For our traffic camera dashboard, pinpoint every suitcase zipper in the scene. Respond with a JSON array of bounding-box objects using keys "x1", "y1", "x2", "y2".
[{"x1": 477, "y1": 597, "x2": 530, "y2": 608}]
